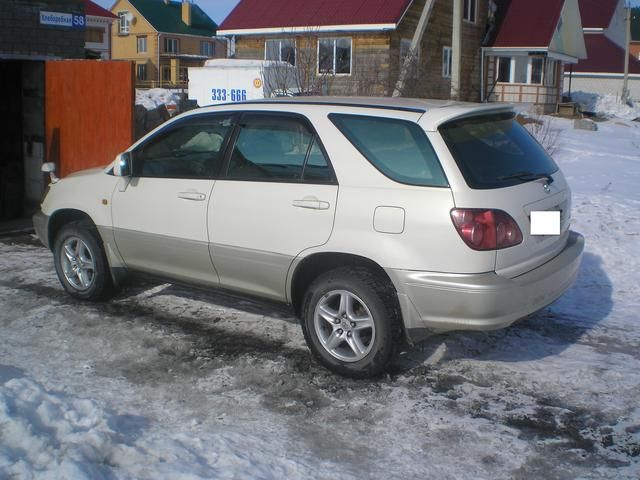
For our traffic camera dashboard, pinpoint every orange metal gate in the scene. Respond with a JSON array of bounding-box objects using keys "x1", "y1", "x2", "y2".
[{"x1": 45, "y1": 60, "x2": 135, "y2": 178}]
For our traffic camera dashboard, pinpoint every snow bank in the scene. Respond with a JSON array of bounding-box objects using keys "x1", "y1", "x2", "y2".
[
  {"x1": 570, "y1": 92, "x2": 640, "y2": 120},
  {"x1": 136, "y1": 88, "x2": 181, "y2": 111}
]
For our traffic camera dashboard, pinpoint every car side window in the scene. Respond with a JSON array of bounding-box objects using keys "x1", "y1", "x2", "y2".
[
  {"x1": 226, "y1": 114, "x2": 333, "y2": 183},
  {"x1": 330, "y1": 114, "x2": 448, "y2": 187},
  {"x1": 133, "y1": 114, "x2": 235, "y2": 179},
  {"x1": 303, "y1": 137, "x2": 333, "y2": 183}
]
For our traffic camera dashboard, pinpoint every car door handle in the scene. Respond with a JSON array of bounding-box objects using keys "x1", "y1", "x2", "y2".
[
  {"x1": 292, "y1": 198, "x2": 330, "y2": 210},
  {"x1": 178, "y1": 192, "x2": 206, "y2": 201}
]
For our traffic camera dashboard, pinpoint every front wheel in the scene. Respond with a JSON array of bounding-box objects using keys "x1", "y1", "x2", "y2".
[
  {"x1": 301, "y1": 267, "x2": 401, "y2": 378},
  {"x1": 53, "y1": 221, "x2": 113, "y2": 301}
]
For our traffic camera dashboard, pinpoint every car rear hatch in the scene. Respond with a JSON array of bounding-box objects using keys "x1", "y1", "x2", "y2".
[{"x1": 436, "y1": 111, "x2": 572, "y2": 279}]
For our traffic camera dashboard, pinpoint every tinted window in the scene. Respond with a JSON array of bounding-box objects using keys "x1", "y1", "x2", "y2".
[
  {"x1": 227, "y1": 115, "x2": 333, "y2": 182},
  {"x1": 133, "y1": 114, "x2": 234, "y2": 178},
  {"x1": 330, "y1": 114, "x2": 448, "y2": 187},
  {"x1": 439, "y1": 112, "x2": 559, "y2": 189},
  {"x1": 303, "y1": 138, "x2": 332, "y2": 182}
]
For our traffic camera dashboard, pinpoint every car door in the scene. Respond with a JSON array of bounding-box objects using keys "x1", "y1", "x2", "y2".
[
  {"x1": 111, "y1": 113, "x2": 236, "y2": 286},
  {"x1": 208, "y1": 112, "x2": 338, "y2": 300}
]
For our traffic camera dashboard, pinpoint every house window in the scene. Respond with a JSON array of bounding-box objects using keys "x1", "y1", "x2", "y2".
[
  {"x1": 162, "y1": 66, "x2": 171, "y2": 82},
  {"x1": 497, "y1": 57, "x2": 511, "y2": 82},
  {"x1": 544, "y1": 59, "x2": 557, "y2": 86},
  {"x1": 442, "y1": 46, "x2": 452, "y2": 78},
  {"x1": 200, "y1": 41, "x2": 214, "y2": 57},
  {"x1": 137, "y1": 64, "x2": 147, "y2": 81},
  {"x1": 118, "y1": 12, "x2": 129, "y2": 34},
  {"x1": 463, "y1": 0, "x2": 477, "y2": 23},
  {"x1": 497, "y1": 56, "x2": 552, "y2": 84},
  {"x1": 85, "y1": 27, "x2": 103, "y2": 43},
  {"x1": 164, "y1": 38, "x2": 179, "y2": 54},
  {"x1": 513, "y1": 57, "x2": 528, "y2": 83},
  {"x1": 179, "y1": 67, "x2": 188, "y2": 82},
  {"x1": 318, "y1": 38, "x2": 351, "y2": 74},
  {"x1": 265, "y1": 39, "x2": 296, "y2": 66},
  {"x1": 137, "y1": 36, "x2": 147, "y2": 54},
  {"x1": 530, "y1": 57, "x2": 544, "y2": 84}
]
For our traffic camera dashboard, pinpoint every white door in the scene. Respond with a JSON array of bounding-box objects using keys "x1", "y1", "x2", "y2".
[
  {"x1": 112, "y1": 113, "x2": 236, "y2": 285},
  {"x1": 208, "y1": 113, "x2": 338, "y2": 300}
]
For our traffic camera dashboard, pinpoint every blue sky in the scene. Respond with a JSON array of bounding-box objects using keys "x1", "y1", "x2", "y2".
[{"x1": 96, "y1": 0, "x2": 639, "y2": 26}]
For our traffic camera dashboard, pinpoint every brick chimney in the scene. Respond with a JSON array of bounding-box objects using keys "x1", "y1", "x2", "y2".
[{"x1": 182, "y1": 0, "x2": 192, "y2": 27}]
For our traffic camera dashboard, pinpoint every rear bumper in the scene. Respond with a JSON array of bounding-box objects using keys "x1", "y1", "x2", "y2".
[
  {"x1": 387, "y1": 231, "x2": 584, "y2": 341},
  {"x1": 32, "y1": 211, "x2": 50, "y2": 249}
]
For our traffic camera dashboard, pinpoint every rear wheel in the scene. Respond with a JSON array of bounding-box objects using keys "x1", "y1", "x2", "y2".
[
  {"x1": 53, "y1": 221, "x2": 113, "y2": 301},
  {"x1": 301, "y1": 267, "x2": 400, "y2": 378}
]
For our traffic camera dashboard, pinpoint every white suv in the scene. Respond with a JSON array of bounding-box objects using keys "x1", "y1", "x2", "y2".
[{"x1": 33, "y1": 97, "x2": 584, "y2": 377}]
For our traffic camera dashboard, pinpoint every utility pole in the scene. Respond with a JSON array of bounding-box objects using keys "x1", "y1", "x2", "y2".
[
  {"x1": 451, "y1": 0, "x2": 463, "y2": 100},
  {"x1": 622, "y1": 2, "x2": 631, "y2": 103}
]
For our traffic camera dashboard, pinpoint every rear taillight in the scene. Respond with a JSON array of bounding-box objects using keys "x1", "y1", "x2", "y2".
[{"x1": 450, "y1": 208, "x2": 523, "y2": 251}]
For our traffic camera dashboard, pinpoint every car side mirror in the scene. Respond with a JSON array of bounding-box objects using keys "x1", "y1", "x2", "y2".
[
  {"x1": 41, "y1": 162, "x2": 59, "y2": 184},
  {"x1": 113, "y1": 152, "x2": 132, "y2": 177}
]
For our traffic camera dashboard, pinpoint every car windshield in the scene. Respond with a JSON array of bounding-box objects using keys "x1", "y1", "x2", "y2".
[{"x1": 439, "y1": 112, "x2": 558, "y2": 189}]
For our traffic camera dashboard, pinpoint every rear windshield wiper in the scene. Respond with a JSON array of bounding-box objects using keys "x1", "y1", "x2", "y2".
[{"x1": 498, "y1": 172, "x2": 554, "y2": 184}]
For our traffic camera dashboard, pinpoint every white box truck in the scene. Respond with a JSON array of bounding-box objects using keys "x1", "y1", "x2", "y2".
[{"x1": 188, "y1": 59, "x2": 299, "y2": 107}]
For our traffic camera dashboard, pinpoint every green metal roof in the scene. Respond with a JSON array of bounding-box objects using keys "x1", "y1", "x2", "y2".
[
  {"x1": 632, "y1": 8, "x2": 640, "y2": 42},
  {"x1": 130, "y1": 0, "x2": 217, "y2": 37}
]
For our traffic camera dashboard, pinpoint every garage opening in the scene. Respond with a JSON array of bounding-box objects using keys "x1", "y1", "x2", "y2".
[{"x1": 0, "y1": 60, "x2": 45, "y2": 222}]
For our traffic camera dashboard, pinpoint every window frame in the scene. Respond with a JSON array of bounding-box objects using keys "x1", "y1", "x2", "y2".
[
  {"x1": 200, "y1": 41, "x2": 214, "y2": 57},
  {"x1": 265, "y1": 38, "x2": 296, "y2": 66},
  {"x1": 496, "y1": 55, "x2": 550, "y2": 85},
  {"x1": 221, "y1": 111, "x2": 338, "y2": 185},
  {"x1": 317, "y1": 37, "x2": 352, "y2": 76},
  {"x1": 118, "y1": 12, "x2": 129, "y2": 35},
  {"x1": 136, "y1": 63, "x2": 147, "y2": 81},
  {"x1": 164, "y1": 37, "x2": 179, "y2": 54},
  {"x1": 85, "y1": 27, "x2": 104, "y2": 43},
  {"x1": 529, "y1": 56, "x2": 544, "y2": 85},
  {"x1": 442, "y1": 46, "x2": 452, "y2": 78},
  {"x1": 463, "y1": 0, "x2": 477, "y2": 23},
  {"x1": 161, "y1": 65, "x2": 171, "y2": 82},
  {"x1": 130, "y1": 113, "x2": 239, "y2": 180},
  {"x1": 137, "y1": 35, "x2": 147, "y2": 54},
  {"x1": 328, "y1": 113, "x2": 449, "y2": 188}
]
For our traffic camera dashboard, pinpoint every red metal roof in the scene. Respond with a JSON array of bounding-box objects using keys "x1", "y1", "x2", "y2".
[
  {"x1": 490, "y1": 0, "x2": 565, "y2": 48},
  {"x1": 577, "y1": 0, "x2": 618, "y2": 29},
  {"x1": 219, "y1": 0, "x2": 412, "y2": 31},
  {"x1": 572, "y1": 33, "x2": 640, "y2": 73},
  {"x1": 85, "y1": 0, "x2": 117, "y2": 19}
]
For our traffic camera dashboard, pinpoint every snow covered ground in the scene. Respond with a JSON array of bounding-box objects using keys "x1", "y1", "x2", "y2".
[{"x1": 1, "y1": 116, "x2": 639, "y2": 479}]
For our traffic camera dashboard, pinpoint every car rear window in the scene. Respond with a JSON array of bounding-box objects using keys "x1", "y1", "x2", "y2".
[
  {"x1": 439, "y1": 112, "x2": 558, "y2": 189},
  {"x1": 329, "y1": 114, "x2": 448, "y2": 187}
]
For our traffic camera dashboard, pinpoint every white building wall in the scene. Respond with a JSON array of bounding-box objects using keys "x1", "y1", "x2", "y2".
[{"x1": 564, "y1": 75, "x2": 640, "y2": 101}]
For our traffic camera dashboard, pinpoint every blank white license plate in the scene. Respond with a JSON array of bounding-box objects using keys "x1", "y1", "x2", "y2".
[{"x1": 530, "y1": 211, "x2": 560, "y2": 235}]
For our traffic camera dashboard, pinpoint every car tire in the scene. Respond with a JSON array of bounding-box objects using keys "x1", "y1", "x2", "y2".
[
  {"x1": 53, "y1": 220, "x2": 114, "y2": 301},
  {"x1": 301, "y1": 267, "x2": 401, "y2": 378}
]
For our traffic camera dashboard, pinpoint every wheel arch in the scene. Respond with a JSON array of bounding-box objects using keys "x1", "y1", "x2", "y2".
[
  {"x1": 48, "y1": 209, "x2": 98, "y2": 250},
  {"x1": 289, "y1": 252, "x2": 399, "y2": 319}
]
